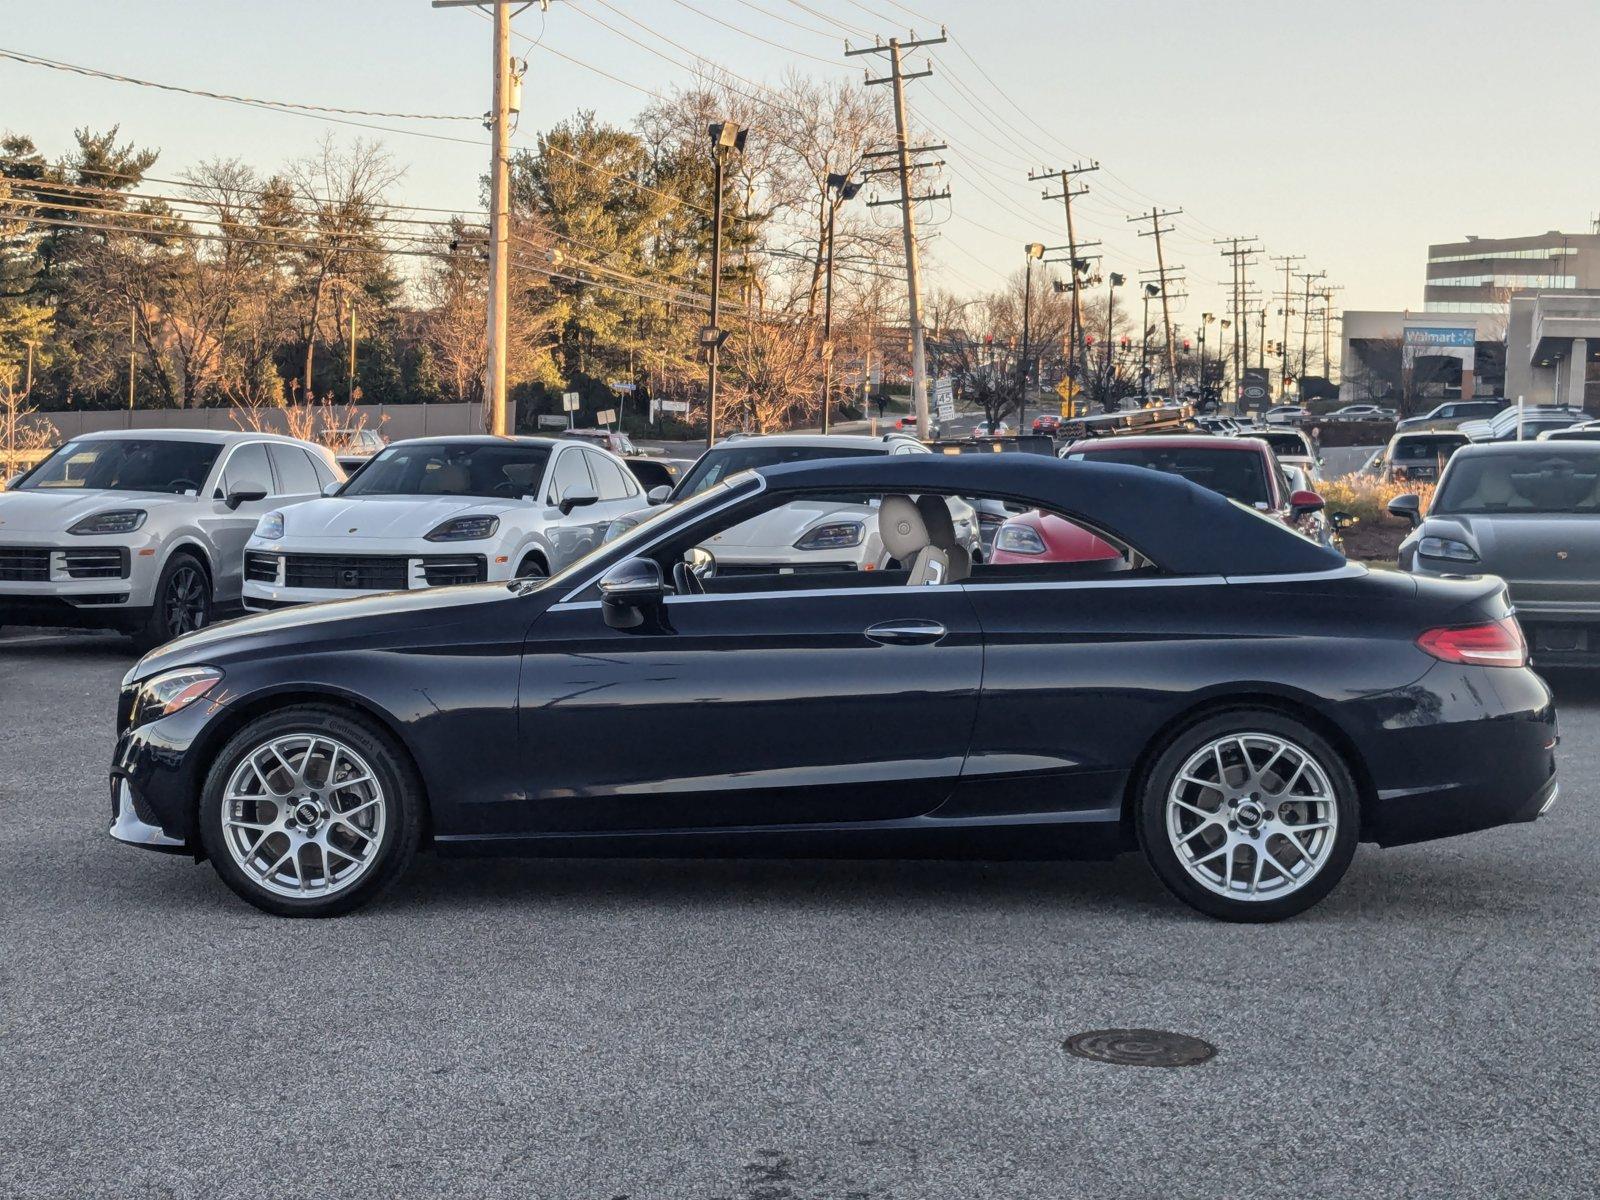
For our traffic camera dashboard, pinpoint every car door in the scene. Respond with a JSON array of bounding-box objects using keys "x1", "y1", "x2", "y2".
[
  {"x1": 540, "y1": 447, "x2": 602, "y2": 569},
  {"x1": 199, "y1": 441, "x2": 278, "y2": 601},
  {"x1": 512, "y1": 575, "x2": 983, "y2": 834}
]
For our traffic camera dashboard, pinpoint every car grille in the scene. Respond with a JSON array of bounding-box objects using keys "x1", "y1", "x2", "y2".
[
  {"x1": 244, "y1": 551, "x2": 280, "y2": 583},
  {"x1": 0, "y1": 546, "x2": 51, "y2": 581},
  {"x1": 420, "y1": 555, "x2": 487, "y2": 587},
  {"x1": 283, "y1": 554, "x2": 410, "y2": 591},
  {"x1": 62, "y1": 548, "x2": 129, "y2": 579}
]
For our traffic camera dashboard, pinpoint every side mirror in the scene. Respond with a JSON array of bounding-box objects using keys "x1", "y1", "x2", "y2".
[
  {"x1": 647, "y1": 484, "x2": 671, "y2": 505},
  {"x1": 225, "y1": 482, "x2": 269, "y2": 510},
  {"x1": 1329, "y1": 511, "x2": 1358, "y2": 531},
  {"x1": 598, "y1": 557, "x2": 664, "y2": 629},
  {"x1": 1289, "y1": 489, "x2": 1325, "y2": 517},
  {"x1": 558, "y1": 485, "x2": 599, "y2": 516},
  {"x1": 1387, "y1": 493, "x2": 1423, "y2": 527},
  {"x1": 321, "y1": 481, "x2": 342, "y2": 497}
]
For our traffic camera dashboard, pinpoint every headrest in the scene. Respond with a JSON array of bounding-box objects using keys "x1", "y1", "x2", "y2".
[
  {"x1": 879, "y1": 494, "x2": 929, "y2": 561},
  {"x1": 915, "y1": 494, "x2": 957, "y2": 549}
]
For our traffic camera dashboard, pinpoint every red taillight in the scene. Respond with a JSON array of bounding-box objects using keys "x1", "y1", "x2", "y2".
[{"x1": 1416, "y1": 617, "x2": 1528, "y2": 667}]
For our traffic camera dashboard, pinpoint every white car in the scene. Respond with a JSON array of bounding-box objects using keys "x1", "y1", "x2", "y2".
[
  {"x1": 0, "y1": 430, "x2": 339, "y2": 646},
  {"x1": 242, "y1": 436, "x2": 648, "y2": 608},
  {"x1": 1261, "y1": 405, "x2": 1307, "y2": 426},
  {"x1": 651, "y1": 433, "x2": 982, "y2": 572}
]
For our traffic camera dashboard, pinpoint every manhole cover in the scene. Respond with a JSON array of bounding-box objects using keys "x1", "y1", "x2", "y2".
[{"x1": 1063, "y1": 1029, "x2": 1216, "y2": 1067}]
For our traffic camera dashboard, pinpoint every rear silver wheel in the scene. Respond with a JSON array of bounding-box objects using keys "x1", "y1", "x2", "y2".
[
  {"x1": 1165, "y1": 732, "x2": 1339, "y2": 901},
  {"x1": 218, "y1": 733, "x2": 387, "y2": 899}
]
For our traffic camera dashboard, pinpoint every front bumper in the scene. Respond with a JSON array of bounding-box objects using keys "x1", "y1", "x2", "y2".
[
  {"x1": 108, "y1": 776, "x2": 187, "y2": 853},
  {"x1": 108, "y1": 694, "x2": 228, "y2": 854},
  {"x1": 0, "y1": 537, "x2": 156, "y2": 623},
  {"x1": 242, "y1": 541, "x2": 496, "y2": 608}
]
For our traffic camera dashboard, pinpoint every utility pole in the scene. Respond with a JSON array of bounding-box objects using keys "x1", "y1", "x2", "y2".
[
  {"x1": 433, "y1": 0, "x2": 540, "y2": 435},
  {"x1": 1131, "y1": 209, "x2": 1182, "y2": 397},
  {"x1": 1216, "y1": 237, "x2": 1259, "y2": 407},
  {"x1": 820, "y1": 171, "x2": 862, "y2": 435},
  {"x1": 1317, "y1": 285, "x2": 1343, "y2": 382},
  {"x1": 348, "y1": 303, "x2": 359, "y2": 406},
  {"x1": 1272, "y1": 254, "x2": 1304, "y2": 396},
  {"x1": 1018, "y1": 243, "x2": 1045, "y2": 429},
  {"x1": 1298, "y1": 270, "x2": 1326, "y2": 384},
  {"x1": 850, "y1": 29, "x2": 948, "y2": 439},
  {"x1": 1033, "y1": 163, "x2": 1100, "y2": 403}
]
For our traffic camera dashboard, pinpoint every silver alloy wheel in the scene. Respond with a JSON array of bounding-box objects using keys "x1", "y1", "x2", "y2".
[
  {"x1": 1165, "y1": 732, "x2": 1339, "y2": 901},
  {"x1": 218, "y1": 733, "x2": 387, "y2": 899}
]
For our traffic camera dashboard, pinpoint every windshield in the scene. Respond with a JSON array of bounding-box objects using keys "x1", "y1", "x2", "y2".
[
  {"x1": 1393, "y1": 436, "x2": 1465, "y2": 462},
  {"x1": 1259, "y1": 432, "x2": 1311, "y2": 456},
  {"x1": 15, "y1": 438, "x2": 222, "y2": 495},
  {"x1": 673, "y1": 444, "x2": 880, "y2": 499},
  {"x1": 340, "y1": 443, "x2": 552, "y2": 498},
  {"x1": 1072, "y1": 446, "x2": 1271, "y2": 506},
  {"x1": 1435, "y1": 452, "x2": 1600, "y2": 514}
]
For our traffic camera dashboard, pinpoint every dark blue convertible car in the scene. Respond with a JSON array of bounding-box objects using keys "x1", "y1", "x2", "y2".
[{"x1": 111, "y1": 453, "x2": 1557, "y2": 921}]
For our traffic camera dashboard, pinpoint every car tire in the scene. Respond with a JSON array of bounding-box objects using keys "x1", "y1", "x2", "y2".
[
  {"x1": 1136, "y1": 709, "x2": 1360, "y2": 923},
  {"x1": 132, "y1": 551, "x2": 212, "y2": 651},
  {"x1": 198, "y1": 704, "x2": 423, "y2": 918},
  {"x1": 514, "y1": 552, "x2": 548, "y2": 581}
]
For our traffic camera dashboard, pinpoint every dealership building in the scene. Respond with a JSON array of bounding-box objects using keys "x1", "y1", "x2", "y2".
[{"x1": 1340, "y1": 229, "x2": 1600, "y2": 408}]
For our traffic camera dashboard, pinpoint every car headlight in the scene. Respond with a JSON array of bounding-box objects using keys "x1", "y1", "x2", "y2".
[
  {"x1": 131, "y1": 665, "x2": 222, "y2": 726},
  {"x1": 255, "y1": 511, "x2": 285, "y2": 540},
  {"x1": 68, "y1": 509, "x2": 145, "y2": 536},
  {"x1": 603, "y1": 515, "x2": 642, "y2": 544},
  {"x1": 994, "y1": 523, "x2": 1047, "y2": 555},
  {"x1": 425, "y1": 515, "x2": 500, "y2": 542},
  {"x1": 794, "y1": 521, "x2": 864, "y2": 551},
  {"x1": 1419, "y1": 535, "x2": 1478, "y2": 563}
]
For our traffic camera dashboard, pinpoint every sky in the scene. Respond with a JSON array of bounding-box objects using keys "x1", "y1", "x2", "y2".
[{"x1": 6, "y1": 0, "x2": 1600, "y2": 335}]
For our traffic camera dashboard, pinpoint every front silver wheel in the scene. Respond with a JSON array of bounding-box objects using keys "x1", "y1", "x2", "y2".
[
  {"x1": 218, "y1": 733, "x2": 387, "y2": 899},
  {"x1": 1165, "y1": 732, "x2": 1339, "y2": 901}
]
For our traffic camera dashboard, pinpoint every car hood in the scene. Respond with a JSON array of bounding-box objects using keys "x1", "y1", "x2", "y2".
[
  {"x1": 705, "y1": 499, "x2": 871, "y2": 550},
  {"x1": 129, "y1": 578, "x2": 536, "y2": 682},
  {"x1": 0, "y1": 489, "x2": 195, "y2": 533},
  {"x1": 277, "y1": 494, "x2": 533, "y2": 539},
  {"x1": 1421, "y1": 512, "x2": 1600, "y2": 579}
]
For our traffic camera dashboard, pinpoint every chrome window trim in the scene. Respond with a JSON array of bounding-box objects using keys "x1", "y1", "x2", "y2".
[{"x1": 1224, "y1": 563, "x2": 1367, "y2": 584}]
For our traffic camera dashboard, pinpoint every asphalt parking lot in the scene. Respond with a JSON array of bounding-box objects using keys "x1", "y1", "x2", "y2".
[{"x1": 3, "y1": 630, "x2": 1597, "y2": 1200}]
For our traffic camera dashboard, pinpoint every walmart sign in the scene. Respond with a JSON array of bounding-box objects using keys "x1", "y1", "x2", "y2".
[{"x1": 1403, "y1": 326, "x2": 1477, "y2": 348}]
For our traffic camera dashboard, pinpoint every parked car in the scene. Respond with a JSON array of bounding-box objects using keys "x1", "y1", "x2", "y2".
[
  {"x1": 1194, "y1": 416, "x2": 1245, "y2": 436},
  {"x1": 1537, "y1": 421, "x2": 1600, "y2": 442},
  {"x1": 1324, "y1": 404, "x2": 1396, "y2": 422},
  {"x1": 649, "y1": 433, "x2": 980, "y2": 571},
  {"x1": 0, "y1": 430, "x2": 339, "y2": 646},
  {"x1": 1059, "y1": 435, "x2": 1333, "y2": 538},
  {"x1": 241, "y1": 436, "x2": 647, "y2": 608},
  {"x1": 1459, "y1": 405, "x2": 1585, "y2": 443},
  {"x1": 1395, "y1": 399, "x2": 1508, "y2": 433},
  {"x1": 329, "y1": 427, "x2": 388, "y2": 474},
  {"x1": 621, "y1": 455, "x2": 692, "y2": 494},
  {"x1": 1393, "y1": 440, "x2": 1600, "y2": 667},
  {"x1": 1030, "y1": 414, "x2": 1063, "y2": 435},
  {"x1": 1379, "y1": 430, "x2": 1470, "y2": 484},
  {"x1": 1261, "y1": 405, "x2": 1307, "y2": 426},
  {"x1": 970, "y1": 419, "x2": 1011, "y2": 439},
  {"x1": 561, "y1": 428, "x2": 639, "y2": 456},
  {"x1": 989, "y1": 509, "x2": 1124, "y2": 564},
  {"x1": 110, "y1": 453, "x2": 1556, "y2": 921},
  {"x1": 1253, "y1": 428, "x2": 1321, "y2": 481}
]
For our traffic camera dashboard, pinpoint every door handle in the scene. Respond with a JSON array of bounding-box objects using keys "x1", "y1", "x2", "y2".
[{"x1": 865, "y1": 619, "x2": 947, "y2": 646}]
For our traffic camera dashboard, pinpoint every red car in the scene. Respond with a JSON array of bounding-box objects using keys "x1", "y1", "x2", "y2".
[
  {"x1": 991, "y1": 509, "x2": 1125, "y2": 564},
  {"x1": 1030, "y1": 414, "x2": 1063, "y2": 435}
]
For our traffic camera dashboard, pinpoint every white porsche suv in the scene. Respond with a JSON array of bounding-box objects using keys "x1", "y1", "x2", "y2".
[
  {"x1": 0, "y1": 430, "x2": 338, "y2": 646},
  {"x1": 242, "y1": 435, "x2": 648, "y2": 609}
]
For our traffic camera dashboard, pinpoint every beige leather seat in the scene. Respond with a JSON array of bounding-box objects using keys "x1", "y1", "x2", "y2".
[
  {"x1": 423, "y1": 460, "x2": 471, "y2": 494},
  {"x1": 879, "y1": 495, "x2": 948, "y2": 585},
  {"x1": 915, "y1": 495, "x2": 971, "y2": 582}
]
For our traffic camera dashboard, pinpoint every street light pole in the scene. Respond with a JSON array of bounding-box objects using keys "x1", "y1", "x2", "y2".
[
  {"x1": 705, "y1": 121, "x2": 747, "y2": 448},
  {"x1": 820, "y1": 171, "x2": 861, "y2": 436},
  {"x1": 1018, "y1": 243, "x2": 1044, "y2": 432}
]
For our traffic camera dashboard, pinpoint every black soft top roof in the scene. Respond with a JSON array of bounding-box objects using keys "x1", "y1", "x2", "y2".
[{"x1": 757, "y1": 452, "x2": 1342, "y2": 577}]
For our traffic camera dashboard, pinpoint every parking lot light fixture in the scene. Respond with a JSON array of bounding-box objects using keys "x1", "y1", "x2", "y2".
[{"x1": 705, "y1": 120, "x2": 747, "y2": 448}]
